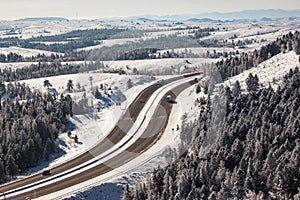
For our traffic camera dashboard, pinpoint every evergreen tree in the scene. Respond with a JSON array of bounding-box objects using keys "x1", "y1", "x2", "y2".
[
  {"x1": 127, "y1": 79, "x2": 133, "y2": 89},
  {"x1": 5, "y1": 155, "x2": 18, "y2": 178},
  {"x1": 232, "y1": 80, "x2": 241, "y2": 97},
  {"x1": 43, "y1": 79, "x2": 52, "y2": 89},
  {"x1": 67, "y1": 79, "x2": 74, "y2": 92},
  {"x1": 196, "y1": 84, "x2": 201, "y2": 94},
  {"x1": 122, "y1": 184, "x2": 132, "y2": 200},
  {"x1": 245, "y1": 73, "x2": 259, "y2": 92}
]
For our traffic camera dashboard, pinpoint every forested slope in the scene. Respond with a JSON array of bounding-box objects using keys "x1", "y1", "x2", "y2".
[
  {"x1": 126, "y1": 66, "x2": 300, "y2": 200},
  {"x1": 0, "y1": 83, "x2": 72, "y2": 182},
  {"x1": 216, "y1": 31, "x2": 300, "y2": 80},
  {"x1": 125, "y1": 32, "x2": 300, "y2": 200}
]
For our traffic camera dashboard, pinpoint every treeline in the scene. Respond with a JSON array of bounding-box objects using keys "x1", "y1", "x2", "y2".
[
  {"x1": 28, "y1": 29, "x2": 126, "y2": 42},
  {"x1": 216, "y1": 31, "x2": 300, "y2": 80},
  {"x1": 117, "y1": 48, "x2": 240, "y2": 61},
  {"x1": 0, "y1": 52, "x2": 23, "y2": 63},
  {"x1": 125, "y1": 67, "x2": 300, "y2": 200},
  {"x1": 116, "y1": 48, "x2": 199, "y2": 60},
  {"x1": 193, "y1": 28, "x2": 216, "y2": 39},
  {"x1": 88, "y1": 34, "x2": 201, "y2": 61},
  {"x1": 0, "y1": 36, "x2": 99, "y2": 53},
  {"x1": 0, "y1": 82, "x2": 72, "y2": 182},
  {"x1": 0, "y1": 61, "x2": 109, "y2": 82},
  {"x1": 117, "y1": 48, "x2": 158, "y2": 60},
  {"x1": 0, "y1": 51, "x2": 92, "y2": 63},
  {"x1": 0, "y1": 28, "x2": 126, "y2": 53}
]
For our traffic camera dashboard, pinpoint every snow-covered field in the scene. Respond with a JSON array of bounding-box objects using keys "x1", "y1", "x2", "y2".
[
  {"x1": 103, "y1": 58, "x2": 216, "y2": 73},
  {"x1": 0, "y1": 57, "x2": 214, "y2": 73},
  {"x1": 78, "y1": 38, "x2": 139, "y2": 51},
  {"x1": 0, "y1": 20, "x2": 106, "y2": 39},
  {"x1": 0, "y1": 46, "x2": 61, "y2": 57},
  {"x1": 201, "y1": 21, "x2": 300, "y2": 52},
  {"x1": 0, "y1": 19, "x2": 185, "y2": 40},
  {"x1": 0, "y1": 61, "x2": 37, "y2": 70}
]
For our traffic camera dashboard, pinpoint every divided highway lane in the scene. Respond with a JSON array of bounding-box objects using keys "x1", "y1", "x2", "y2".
[
  {"x1": 0, "y1": 72, "x2": 201, "y2": 197},
  {"x1": 7, "y1": 78, "x2": 199, "y2": 200}
]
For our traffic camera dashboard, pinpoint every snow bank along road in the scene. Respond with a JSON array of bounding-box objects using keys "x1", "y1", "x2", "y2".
[{"x1": 0, "y1": 72, "x2": 201, "y2": 199}]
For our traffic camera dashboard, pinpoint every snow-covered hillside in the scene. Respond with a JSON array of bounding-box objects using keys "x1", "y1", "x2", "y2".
[
  {"x1": 224, "y1": 51, "x2": 300, "y2": 90},
  {"x1": 6, "y1": 72, "x2": 160, "y2": 183},
  {"x1": 103, "y1": 58, "x2": 216, "y2": 74},
  {"x1": 0, "y1": 20, "x2": 105, "y2": 39},
  {"x1": 59, "y1": 51, "x2": 300, "y2": 200},
  {"x1": 0, "y1": 46, "x2": 61, "y2": 57}
]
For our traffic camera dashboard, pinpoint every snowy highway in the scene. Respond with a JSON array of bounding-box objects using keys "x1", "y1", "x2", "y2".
[{"x1": 0, "y1": 72, "x2": 201, "y2": 200}]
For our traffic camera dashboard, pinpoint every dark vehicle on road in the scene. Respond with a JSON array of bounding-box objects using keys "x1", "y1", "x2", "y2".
[
  {"x1": 42, "y1": 170, "x2": 51, "y2": 176},
  {"x1": 166, "y1": 95, "x2": 171, "y2": 102},
  {"x1": 156, "y1": 79, "x2": 165, "y2": 85}
]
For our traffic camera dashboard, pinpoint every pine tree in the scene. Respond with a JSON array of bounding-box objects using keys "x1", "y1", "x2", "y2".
[
  {"x1": 74, "y1": 135, "x2": 78, "y2": 143},
  {"x1": 292, "y1": 37, "x2": 300, "y2": 54},
  {"x1": 93, "y1": 86, "x2": 101, "y2": 98},
  {"x1": 196, "y1": 84, "x2": 201, "y2": 94},
  {"x1": 67, "y1": 79, "x2": 74, "y2": 92},
  {"x1": 232, "y1": 80, "x2": 241, "y2": 97},
  {"x1": 127, "y1": 79, "x2": 133, "y2": 89},
  {"x1": 122, "y1": 184, "x2": 132, "y2": 200},
  {"x1": 5, "y1": 154, "x2": 18, "y2": 178},
  {"x1": 0, "y1": 160, "x2": 5, "y2": 182},
  {"x1": 43, "y1": 79, "x2": 52, "y2": 89},
  {"x1": 246, "y1": 73, "x2": 259, "y2": 92}
]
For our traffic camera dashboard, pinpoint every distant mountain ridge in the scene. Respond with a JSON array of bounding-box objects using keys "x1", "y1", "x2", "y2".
[
  {"x1": 12, "y1": 9, "x2": 300, "y2": 22},
  {"x1": 127, "y1": 9, "x2": 300, "y2": 22},
  {"x1": 15, "y1": 17, "x2": 68, "y2": 22}
]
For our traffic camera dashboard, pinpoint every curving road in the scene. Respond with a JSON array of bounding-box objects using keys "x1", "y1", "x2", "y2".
[
  {"x1": 8, "y1": 78, "x2": 198, "y2": 200},
  {"x1": 0, "y1": 73, "x2": 201, "y2": 199}
]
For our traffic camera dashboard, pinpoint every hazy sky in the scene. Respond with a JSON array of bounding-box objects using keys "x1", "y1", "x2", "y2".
[{"x1": 1, "y1": 0, "x2": 300, "y2": 20}]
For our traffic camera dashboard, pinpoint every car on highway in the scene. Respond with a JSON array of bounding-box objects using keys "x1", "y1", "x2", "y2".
[
  {"x1": 166, "y1": 95, "x2": 171, "y2": 102},
  {"x1": 156, "y1": 79, "x2": 165, "y2": 85},
  {"x1": 42, "y1": 169, "x2": 51, "y2": 176}
]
